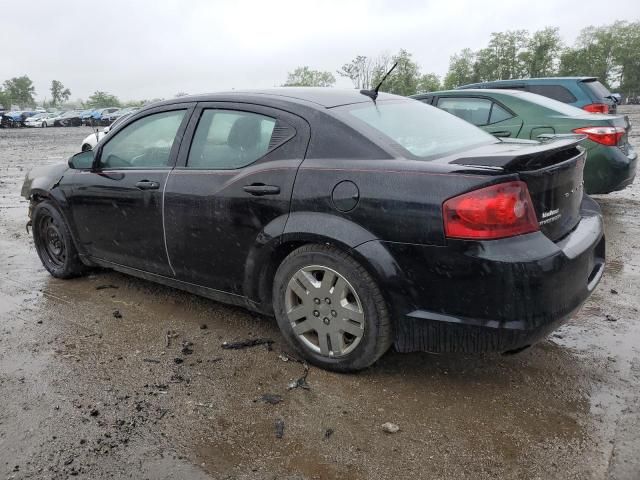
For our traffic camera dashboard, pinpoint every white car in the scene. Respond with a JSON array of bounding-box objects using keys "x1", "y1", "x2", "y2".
[
  {"x1": 42, "y1": 112, "x2": 65, "y2": 127},
  {"x1": 80, "y1": 113, "x2": 132, "y2": 151},
  {"x1": 24, "y1": 112, "x2": 56, "y2": 128}
]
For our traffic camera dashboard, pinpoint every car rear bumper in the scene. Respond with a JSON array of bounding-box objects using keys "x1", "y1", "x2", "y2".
[
  {"x1": 584, "y1": 143, "x2": 637, "y2": 194},
  {"x1": 355, "y1": 195, "x2": 605, "y2": 353}
]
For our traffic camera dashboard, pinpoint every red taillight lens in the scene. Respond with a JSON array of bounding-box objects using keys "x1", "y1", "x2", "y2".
[
  {"x1": 582, "y1": 103, "x2": 609, "y2": 114},
  {"x1": 443, "y1": 181, "x2": 539, "y2": 240},
  {"x1": 573, "y1": 126, "x2": 625, "y2": 146}
]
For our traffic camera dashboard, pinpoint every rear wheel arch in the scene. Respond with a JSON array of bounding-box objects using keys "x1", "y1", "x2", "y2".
[{"x1": 250, "y1": 233, "x2": 398, "y2": 319}]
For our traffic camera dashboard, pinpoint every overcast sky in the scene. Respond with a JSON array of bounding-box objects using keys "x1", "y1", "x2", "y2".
[{"x1": 2, "y1": 0, "x2": 638, "y2": 102}]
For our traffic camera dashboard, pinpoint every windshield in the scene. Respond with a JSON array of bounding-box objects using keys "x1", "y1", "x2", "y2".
[{"x1": 338, "y1": 100, "x2": 495, "y2": 159}]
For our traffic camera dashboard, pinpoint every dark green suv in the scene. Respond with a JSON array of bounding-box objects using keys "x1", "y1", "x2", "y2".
[
  {"x1": 457, "y1": 77, "x2": 618, "y2": 114},
  {"x1": 413, "y1": 89, "x2": 636, "y2": 194}
]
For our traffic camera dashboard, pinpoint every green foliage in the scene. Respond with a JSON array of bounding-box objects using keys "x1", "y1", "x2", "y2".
[
  {"x1": 614, "y1": 22, "x2": 640, "y2": 95},
  {"x1": 338, "y1": 55, "x2": 378, "y2": 89},
  {"x1": 0, "y1": 88, "x2": 9, "y2": 109},
  {"x1": 50, "y1": 80, "x2": 71, "y2": 107},
  {"x1": 445, "y1": 21, "x2": 639, "y2": 94},
  {"x1": 86, "y1": 91, "x2": 121, "y2": 108},
  {"x1": 474, "y1": 30, "x2": 530, "y2": 81},
  {"x1": 283, "y1": 66, "x2": 336, "y2": 87},
  {"x1": 369, "y1": 49, "x2": 440, "y2": 96},
  {"x1": 523, "y1": 27, "x2": 563, "y2": 77},
  {"x1": 418, "y1": 73, "x2": 441, "y2": 93},
  {"x1": 2, "y1": 75, "x2": 36, "y2": 107},
  {"x1": 444, "y1": 48, "x2": 478, "y2": 89},
  {"x1": 559, "y1": 21, "x2": 640, "y2": 94}
]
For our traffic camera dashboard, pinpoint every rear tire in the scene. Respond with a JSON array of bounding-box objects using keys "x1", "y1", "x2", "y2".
[
  {"x1": 273, "y1": 244, "x2": 393, "y2": 372},
  {"x1": 81, "y1": 144, "x2": 92, "y2": 152},
  {"x1": 32, "y1": 201, "x2": 86, "y2": 279}
]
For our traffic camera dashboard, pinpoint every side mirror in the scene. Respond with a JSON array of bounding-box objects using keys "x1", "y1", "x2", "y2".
[{"x1": 68, "y1": 150, "x2": 95, "y2": 169}]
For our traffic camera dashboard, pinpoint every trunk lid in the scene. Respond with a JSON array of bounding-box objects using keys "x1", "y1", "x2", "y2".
[{"x1": 449, "y1": 138, "x2": 586, "y2": 241}]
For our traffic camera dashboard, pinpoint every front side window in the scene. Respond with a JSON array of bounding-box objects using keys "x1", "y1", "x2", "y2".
[
  {"x1": 341, "y1": 100, "x2": 494, "y2": 160},
  {"x1": 437, "y1": 97, "x2": 492, "y2": 126},
  {"x1": 187, "y1": 110, "x2": 276, "y2": 169},
  {"x1": 99, "y1": 110, "x2": 185, "y2": 169}
]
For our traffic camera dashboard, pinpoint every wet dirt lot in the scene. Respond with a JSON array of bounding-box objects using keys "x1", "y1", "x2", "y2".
[{"x1": 0, "y1": 108, "x2": 639, "y2": 480}]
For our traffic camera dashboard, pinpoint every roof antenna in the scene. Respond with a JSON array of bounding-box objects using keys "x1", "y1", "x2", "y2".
[{"x1": 360, "y1": 62, "x2": 398, "y2": 102}]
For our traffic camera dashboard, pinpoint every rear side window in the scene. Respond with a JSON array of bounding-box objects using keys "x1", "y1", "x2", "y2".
[
  {"x1": 489, "y1": 103, "x2": 513, "y2": 123},
  {"x1": 436, "y1": 97, "x2": 514, "y2": 126},
  {"x1": 527, "y1": 85, "x2": 577, "y2": 103},
  {"x1": 187, "y1": 110, "x2": 276, "y2": 169},
  {"x1": 341, "y1": 100, "x2": 494, "y2": 160}
]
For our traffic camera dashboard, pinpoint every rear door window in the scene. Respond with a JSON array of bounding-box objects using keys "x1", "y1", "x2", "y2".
[
  {"x1": 436, "y1": 97, "x2": 514, "y2": 126},
  {"x1": 527, "y1": 85, "x2": 577, "y2": 103},
  {"x1": 187, "y1": 110, "x2": 276, "y2": 169},
  {"x1": 436, "y1": 97, "x2": 492, "y2": 126}
]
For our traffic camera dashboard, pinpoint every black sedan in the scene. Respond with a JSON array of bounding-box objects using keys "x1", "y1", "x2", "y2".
[
  {"x1": 55, "y1": 110, "x2": 83, "y2": 127},
  {"x1": 21, "y1": 89, "x2": 604, "y2": 371}
]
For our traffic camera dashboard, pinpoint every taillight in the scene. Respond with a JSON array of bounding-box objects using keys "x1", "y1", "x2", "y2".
[
  {"x1": 443, "y1": 181, "x2": 539, "y2": 240},
  {"x1": 582, "y1": 103, "x2": 609, "y2": 114},
  {"x1": 573, "y1": 126, "x2": 625, "y2": 146}
]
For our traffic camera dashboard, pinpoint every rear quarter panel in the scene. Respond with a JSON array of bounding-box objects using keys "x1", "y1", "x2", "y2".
[{"x1": 288, "y1": 158, "x2": 507, "y2": 246}]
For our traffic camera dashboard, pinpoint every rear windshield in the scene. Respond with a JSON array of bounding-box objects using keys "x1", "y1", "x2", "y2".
[
  {"x1": 338, "y1": 100, "x2": 495, "y2": 160},
  {"x1": 581, "y1": 80, "x2": 611, "y2": 100}
]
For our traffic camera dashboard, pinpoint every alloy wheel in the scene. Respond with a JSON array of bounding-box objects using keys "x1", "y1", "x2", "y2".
[{"x1": 285, "y1": 265, "x2": 365, "y2": 358}]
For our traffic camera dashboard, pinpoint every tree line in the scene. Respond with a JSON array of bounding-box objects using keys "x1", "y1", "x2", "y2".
[
  {"x1": 2, "y1": 19, "x2": 638, "y2": 110},
  {"x1": 285, "y1": 20, "x2": 639, "y2": 97},
  {"x1": 0, "y1": 77, "x2": 162, "y2": 110}
]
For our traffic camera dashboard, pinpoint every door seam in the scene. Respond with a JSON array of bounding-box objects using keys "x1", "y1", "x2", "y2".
[{"x1": 161, "y1": 172, "x2": 176, "y2": 276}]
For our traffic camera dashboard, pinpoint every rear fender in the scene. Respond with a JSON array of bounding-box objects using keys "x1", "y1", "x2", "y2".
[{"x1": 243, "y1": 211, "x2": 410, "y2": 317}]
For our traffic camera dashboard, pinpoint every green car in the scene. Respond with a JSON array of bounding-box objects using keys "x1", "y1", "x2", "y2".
[{"x1": 412, "y1": 89, "x2": 637, "y2": 194}]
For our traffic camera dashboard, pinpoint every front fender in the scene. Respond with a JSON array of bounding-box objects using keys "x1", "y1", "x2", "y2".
[{"x1": 21, "y1": 163, "x2": 69, "y2": 199}]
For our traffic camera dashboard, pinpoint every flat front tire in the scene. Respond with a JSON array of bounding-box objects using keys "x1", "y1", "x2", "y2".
[
  {"x1": 273, "y1": 244, "x2": 393, "y2": 372},
  {"x1": 32, "y1": 201, "x2": 86, "y2": 279}
]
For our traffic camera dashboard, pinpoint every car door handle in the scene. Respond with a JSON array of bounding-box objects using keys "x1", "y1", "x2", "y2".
[
  {"x1": 490, "y1": 130, "x2": 512, "y2": 138},
  {"x1": 243, "y1": 184, "x2": 280, "y2": 196},
  {"x1": 135, "y1": 180, "x2": 160, "y2": 190}
]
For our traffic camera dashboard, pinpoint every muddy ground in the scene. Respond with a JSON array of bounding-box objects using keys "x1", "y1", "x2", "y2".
[{"x1": 0, "y1": 107, "x2": 639, "y2": 480}]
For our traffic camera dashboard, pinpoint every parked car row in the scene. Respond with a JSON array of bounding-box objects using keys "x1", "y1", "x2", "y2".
[
  {"x1": 80, "y1": 113, "x2": 133, "y2": 151},
  {"x1": 457, "y1": 77, "x2": 620, "y2": 114},
  {"x1": 1, "y1": 110, "x2": 41, "y2": 128},
  {"x1": 413, "y1": 87, "x2": 636, "y2": 194},
  {"x1": 23, "y1": 85, "x2": 630, "y2": 371},
  {"x1": 1, "y1": 106, "x2": 140, "y2": 128}
]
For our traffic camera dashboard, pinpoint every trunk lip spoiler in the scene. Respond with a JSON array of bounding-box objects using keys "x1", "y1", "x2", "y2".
[{"x1": 450, "y1": 136, "x2": 586, "y2": 169}]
